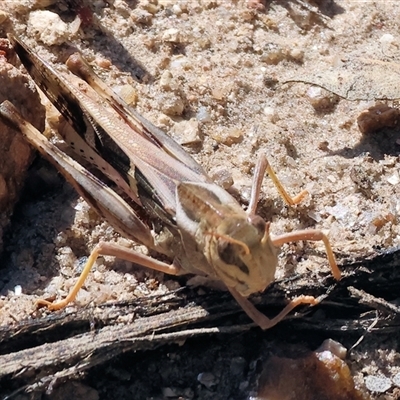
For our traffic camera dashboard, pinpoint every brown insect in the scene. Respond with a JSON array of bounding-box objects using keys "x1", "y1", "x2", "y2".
[{"x1": 0, "y1": 34, "x2": 340, "y2": 329}]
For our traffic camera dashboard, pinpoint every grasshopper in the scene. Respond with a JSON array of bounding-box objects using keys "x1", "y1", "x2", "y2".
[{"x1": 0, "y1": 34, "x2": 340, "y2": 329}]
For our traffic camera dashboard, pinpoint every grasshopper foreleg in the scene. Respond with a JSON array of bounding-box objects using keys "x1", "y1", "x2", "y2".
[
  {"x1": 228, "y1": 286, "x2": 319, "y2": 330},
  {"x1": 271, "y1": 229, "x2": 341, "y2": 280}
]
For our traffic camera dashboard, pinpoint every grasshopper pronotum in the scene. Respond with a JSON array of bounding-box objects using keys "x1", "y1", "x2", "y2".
[{"x1": 0, "y1": 35, "x2": 340, "y2": 329}]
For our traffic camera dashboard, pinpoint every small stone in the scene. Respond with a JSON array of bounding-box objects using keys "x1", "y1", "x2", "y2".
[
  {"x1": 379, "y1": 33, "x2": 395, "y2": 45},
  {"x1": 307, "y1": 210, "x2": 322, "y2": 223},
  {"x1": 95, "y1": 57, "x2": 112, "y2": 69},
  {"x1": 159, "y1": 93, "x2": 185, "y2": 116},
  {"x1": 357, "y1": 103, "x2": 400, "y2": 134},
  {"x1": 93, "y1": 270, "x2": 104, "y2": 283},
  {"x1": 387, "y1": 172, "x2": 400, "y2": 185},
  {"x1": 159, "y1": 70, "x2": 176, "y2": 91},
  {"x1": 263, "y1": 106, "x2": 278, "y2": 123},
  {"x1": 162, "y1": 28, "x2": 182, "y2": 43},
  {"x1": 317, "y1": 339, "x2": 347, "y2": 360},
  {"x1": 210, "y1": 169, "x2": 234, "y2": 189},
  {"x1": 14, "y1": 285, "x2": 22, "y2": 296},
  {"x1": 196, "y1": 106, "x2": 212, "y2": 123},
  {"x1": 28, "y1": 10, "x2": 71, "y2": 45},
  {"x1": 239, "y1": 380, "x2": 249, "y2": 391},
  {"x1": 393, "y1": 372, "x2": 400, "y2": 387},
  {"x1": 261, "y1": 43, "x2": 285, "y2": 65},
  {"x1": 197, "y1": 372, "x2": 217, "y2": 389},
  {"x1": 158, "y1": 0, "x2": 175, "y2": 6},
  {"x1": 114, "y1": 84, "x2": 138, "y2": 106},
  {"x1": 219, "y1": 127, "x2": 244, "y2": 146},
  {"x1": 141, "y1": 1, "x2": 159, "y2": 14},
  {"x1": 289, "y1": 48, "x2": 304, "y2": 62},
  {"x1": 307, "y1": 86, "x2": 339, "y2": 112},
  {"x1": 172, "y1": 4, "x2": 182, "y2": 15},
  {"x1": 365, "y1": 375, "x2": 392, "y2": 393},
  {"x1": 130, "y1": 9, "x2": 153, "y2": 25},
  {"x1": 46, "y1": 381, "x2": 99, "y2": 400},
  {"x1": 171, "y1": 119, "x2": 201, "y2": 145}
]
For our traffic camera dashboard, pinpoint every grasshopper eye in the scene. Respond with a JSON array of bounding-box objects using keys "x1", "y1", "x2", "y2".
[{"x1": 217, "y1": 241, "x2": 250, "y2": 275}]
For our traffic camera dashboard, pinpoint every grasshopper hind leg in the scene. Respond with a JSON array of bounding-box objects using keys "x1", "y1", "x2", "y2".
[{"x1": 36, "y1": 242, "x2": 182, "y2": 310}]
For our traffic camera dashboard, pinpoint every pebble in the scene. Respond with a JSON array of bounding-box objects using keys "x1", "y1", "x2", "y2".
[
  {"x1": 162, "y1": 28, "x2": 182, "y2": 43},
  {"x1": 159, "y1": 93, "x2": 185, "y2": 116},
  {"x1": 114, "y1": 84, "x2": 138, "y2": 106},
  {"x1": 379, "y1": 33, "x2": 395, "y2": 45},
  {"x1": 14, "y1": 285, "x2": 22, "y2": 296},
  {"x1": 392, "y1": 372, "x2": 400, "y2": 387},
  {"x1": 387, "y1": 172, "x2": 399, "y2": 186},
  {"x1": 159, "y1": 70, "x2": 178, "y2": 91},
  {"x1": 171, "y1": 119, "x2": 201, "y2": 145},
  {"x1": 28, "y1": 10, "x2": 71, "y2": 45},
  {"x1": 162, "y1": 387, "x2": 177, "y2": 398},
  {"x1": 263, "y1": 106, "x2": 278, "y2": 123},
  {"x1": 197, "y1": 372, "x2": 217, "y2": 389},
  {"x1": 210, "y1": 169, "x2": 234, "y2": 189},
  {"x1": 196, "y1": 106, "x2": 212, "y2": 123},
  {"x1": 306, "y1": 86, "x2": 339, "y2": 111},
  {"x1": 130, "y1": 9, "x2": 153, "y2": 25},
  {"x1": 357, "y1": 103, "x2": 400, "y2": 134},
  {"x1": 365, "y1": 375, "x2": 392, "y2": 393},
  {"x1": 46, "y1": 381, "x2": 99, "y2": 400},
  {"x1": 316, "y1": 339, "x2": 347, "y2": 360},
  {"x1": 257, "y1": 349, "x2": 364, "y2": 400}
]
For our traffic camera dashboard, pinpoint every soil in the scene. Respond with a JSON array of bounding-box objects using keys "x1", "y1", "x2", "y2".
[{"x1": 1, "y1": 1, "x2": 400, "y2": 399}]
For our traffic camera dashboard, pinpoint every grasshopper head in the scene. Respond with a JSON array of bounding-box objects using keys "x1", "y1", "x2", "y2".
[{"x1": 208, "y1": 215, "x2": 279, "y2": 297}]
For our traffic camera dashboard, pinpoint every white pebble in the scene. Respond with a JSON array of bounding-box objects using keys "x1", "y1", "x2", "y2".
[
  {"x1": 365, "y1": 375, "x2": 392, "y2": 393},
  {"x1": 171, "y1": 119, "x2": 201, "y2": 145},
  {"x1": 263, "y1": 106, "x2": 278, "y2": 123},
  {"x1": 392, "y1": 372, "x2": 400, "y2": 387},
  {"x1": 380, "y1": 33, "x2": 394, "y2": 44},
  {"x1": 307, "y1": 210, "x2": 322, "y2": 223},
  {"x1": 28, "y1": 10, "x2": 71, "y2": 45},
  {"x1": 196, "y1": 106, "x2": 211, "y2": 122},
  {"x1": 387, "y1": 172, "x2": 400, "y2": 185},
  {"x1": 162, "y1": 28, "x2": 181, "y2": 43},
  {"x1": 14, "y1": 285, "x2": 22, "y2": 296},
  {"x1": 316, "y1": 339, "x2": 347, "y2": 359}
]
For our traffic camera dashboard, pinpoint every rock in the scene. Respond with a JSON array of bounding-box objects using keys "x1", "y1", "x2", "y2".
[{"x1": 0, "y1": 46, "x2": 46, "y2": 255}]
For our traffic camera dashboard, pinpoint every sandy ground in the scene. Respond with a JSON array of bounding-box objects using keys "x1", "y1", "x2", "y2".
[{"x1": 1, "y1": 0, "x2": 400, "y2": 399}]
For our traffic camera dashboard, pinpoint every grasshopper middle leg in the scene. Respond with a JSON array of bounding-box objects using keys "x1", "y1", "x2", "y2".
[{"x1": 247, "y1": 154, "x2": 309, "y2": 216}]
